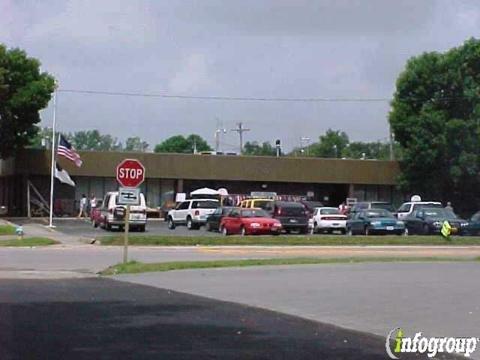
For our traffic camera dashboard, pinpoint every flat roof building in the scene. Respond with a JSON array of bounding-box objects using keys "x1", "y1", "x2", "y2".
[{"x1": 0, "y1": 149, "x2": 402, "y2": 216}]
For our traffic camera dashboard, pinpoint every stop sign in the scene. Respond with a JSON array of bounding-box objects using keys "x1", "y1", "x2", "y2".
[{"x1": 116, "y1": 159, "x2": 145, "y2": 188}]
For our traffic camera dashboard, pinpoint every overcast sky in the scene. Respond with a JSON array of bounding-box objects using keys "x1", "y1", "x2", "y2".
[{"x1": 2, "y1": 0, "x2": 480, "y2": 151}]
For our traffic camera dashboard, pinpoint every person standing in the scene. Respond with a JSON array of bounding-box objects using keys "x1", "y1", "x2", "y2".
[
  {"x1": 78, "y1": 194, "x2": 87, "y2": 218},
  {"x1": 445, "y1": 201, "x2": 454, "y2": 213},
  {"x1": 89, "y1": 194, "x2": 97, "y2": 216}
]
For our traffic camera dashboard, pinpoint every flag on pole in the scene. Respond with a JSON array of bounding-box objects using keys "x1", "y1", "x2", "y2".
[
  {"x1": 57, "y1": 135, "x2": 82, "y2": 167},
  {"x1": 55, "y1": 163, "x2": 75, "y2": 187}
]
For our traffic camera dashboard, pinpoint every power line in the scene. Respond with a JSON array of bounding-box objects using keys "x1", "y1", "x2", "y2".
[{"x1": 58, "y1": 88, "x2": 391, "y2": 102}]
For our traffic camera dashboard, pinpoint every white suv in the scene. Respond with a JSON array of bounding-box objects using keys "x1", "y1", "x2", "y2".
[
  {"x1": 396, "y1": 201, "x2": 443, "y2": 220},
  {"x1": 167, "y1": 199, "x2": 219, "y2": 230},
  {"x1": 99, "y1": 191, "x2": 147, "y2": 231}
]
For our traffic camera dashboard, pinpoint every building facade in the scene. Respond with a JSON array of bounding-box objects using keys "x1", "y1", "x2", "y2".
[{"x1": 0, "y1": 149, "x2": 402, "y2": 216}]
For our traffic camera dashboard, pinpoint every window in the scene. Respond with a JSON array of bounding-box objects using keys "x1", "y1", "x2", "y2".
[
  {"x1": 397, "y1": 203, "x2": 411, "y2": 213},
  {"x1": 177, "y1": 201, "x2": 189, "y2": 210},
  {"x1": 192, "y1": 201, "x2": 218, "y2": 209},
  {"x1": 320, "y1": 208, "x2": 340, "y2": 215}
]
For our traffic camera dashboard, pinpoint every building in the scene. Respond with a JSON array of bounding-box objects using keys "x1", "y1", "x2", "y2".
[{"x1": 0, "y1": 149, "x2": 402, "y2": 216}]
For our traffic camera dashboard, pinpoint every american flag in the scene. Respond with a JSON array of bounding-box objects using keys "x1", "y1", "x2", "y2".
[{"x1": 57, "y1": 135, "x2": 82, "y2": 167}]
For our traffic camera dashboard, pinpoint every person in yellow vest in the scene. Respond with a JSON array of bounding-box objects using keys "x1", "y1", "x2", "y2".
[{"x1": 441, "y1": 220, "x2": 452, "y2": 240}]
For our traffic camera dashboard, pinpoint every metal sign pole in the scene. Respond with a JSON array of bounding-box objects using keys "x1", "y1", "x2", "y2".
[{"x1": 123, "y1": 205, "x2": 130, "y2": 264}]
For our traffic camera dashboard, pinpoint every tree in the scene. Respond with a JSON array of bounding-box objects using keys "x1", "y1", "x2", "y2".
[
  {"x1": 28, "y1": 126, "x2": 53, "y2": 148},
  {"x1": 154, "y1": 134, "x2": 212, "y2": 153},
  {"x1": 0, "y1": 44, "x2": 55, "y2": 159},
  {"x1": 243, "y1": 141, "x2": 276, "y2": 156},
  {"x1": 308, "y1": 129, "x2": 349, "y2": 158},
  {"x1": 389, "y1": 38, "x2": 480, "y2": 212},
  {"x1": 125, "y1": 136, "x2": 149, "y2": 152},
  {"x1": 68, "y1": 130, "x2": 122, "y2": 151},
  {"x1": 343, "y1": 141, "x2": 391, "y2": 160}
]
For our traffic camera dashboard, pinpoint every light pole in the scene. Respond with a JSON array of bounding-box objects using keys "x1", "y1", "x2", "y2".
[
  {"x1": 300, "y1": 136, "x2": 311, "y2": 156},
  {"x1": 333, "y1": 144, "x2": 338, "y2": 158}
]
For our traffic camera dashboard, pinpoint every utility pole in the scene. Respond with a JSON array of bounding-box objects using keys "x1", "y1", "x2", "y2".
[
  {"x1": 231, "y1": 122, "x2": 250, "y2": 154},
  {"x1": 215, "y1": 128, "x2": 226, "y2": 153}
]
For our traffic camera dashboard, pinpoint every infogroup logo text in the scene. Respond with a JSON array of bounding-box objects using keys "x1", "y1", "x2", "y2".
[{"x1": 385, "y1": 328, "x2": 479, "y2": 358}]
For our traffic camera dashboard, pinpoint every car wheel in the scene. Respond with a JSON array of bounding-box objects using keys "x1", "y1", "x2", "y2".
[
  {"x1": 240, "y1": 226, "x2": 247, "y2": 236},
  {"x1": 221, "y1": 226, "x2": 228, "y2": 236},
  {"x1": 313, "y1": 222, "x2": 318, "y2": 234},
  {"x1": 167, "y1": 217, "x2": 175, "y2": 230},
  {"x1": 139, "y1": 225, "x2": 146, "y2": 232}
]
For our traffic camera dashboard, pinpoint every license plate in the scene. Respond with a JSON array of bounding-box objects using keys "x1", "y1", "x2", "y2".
[
  {"x1": 386, "y1": 226, "x2": 394, "y2": 231},
  {"x1": 289, "y1": 219, "x2": 298, "y2": 223},
  {"x1": 332, "y1": 223, "x2": 339, "y2": 226}
]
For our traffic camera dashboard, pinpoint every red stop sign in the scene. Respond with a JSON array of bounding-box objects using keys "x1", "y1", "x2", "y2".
[{"x1": 116, "y1": 159, "x2": 145, "y2": 188}]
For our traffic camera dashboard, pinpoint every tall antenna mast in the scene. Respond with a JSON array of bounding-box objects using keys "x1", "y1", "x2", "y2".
[{"x1": 231, "y1": 122, "x2": 250, "y2": 154}]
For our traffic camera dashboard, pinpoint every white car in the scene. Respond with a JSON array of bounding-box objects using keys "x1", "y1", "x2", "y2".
[
  {"x1": 396, "y1": 201, "x2": 443, "y2": 220},
  {"x1": 167, "y1": 199, "x2": 219, "y2": 230},
  {"x1": 99, "y1": 191, "x2": 147, "y2": 231},
  {"x1": 311, "y1": 207, "x2": 347, "y2": 234}
]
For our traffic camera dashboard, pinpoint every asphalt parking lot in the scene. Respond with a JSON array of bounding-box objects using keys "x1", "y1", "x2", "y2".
[{"x1": 0, "y1": 277, "x2": 434, "y2": 360}]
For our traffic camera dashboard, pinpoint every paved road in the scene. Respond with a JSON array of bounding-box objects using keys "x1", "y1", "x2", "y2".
[
  {"x1": 115, "y1": 262, "x2": 480, "y2": 345},
  {"x1": 0, "y1": 277, "x2": 437, "y2": 360}
]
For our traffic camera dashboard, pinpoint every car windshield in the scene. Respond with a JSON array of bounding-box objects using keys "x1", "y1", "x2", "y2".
[
  {"x1": 241, "y1": 209, "x2": 270, "y2": 218},
  {"x1": 279, "y1": 206, "x2": 305, "y2": 216},
  {"x1": 320, "y1": 208, "x2": 340, "y2": 215},
  {"x1": 423, "y1": 208, "x2": 457, "y2": 218},
  {"x1": 365, "y1": 209, "x2": 392, "y2": 218},
  {"x1": 373, "y1": 203, "x2": 395, "y2": 212}
]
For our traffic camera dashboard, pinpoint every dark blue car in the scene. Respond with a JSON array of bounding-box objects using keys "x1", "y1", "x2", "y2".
[{"x1": 346, "y1": 208, "x2": 405, "y2": 236}]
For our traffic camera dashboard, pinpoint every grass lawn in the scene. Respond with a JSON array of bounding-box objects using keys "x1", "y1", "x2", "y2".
[
  {"x1": 101, "y1": 256, "x2": 480, "y2": 275},
  {"x1": 0, "y1": 225, "x2": 16, "y2": 236},
  {"x1": 0, "y1": 237, "x2": 58, "y2": 247},
  {"x1": 100, "y1": 234, "x2": 480, "y2": 246}
]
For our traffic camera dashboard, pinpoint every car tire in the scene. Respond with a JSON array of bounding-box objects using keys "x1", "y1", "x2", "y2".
[
  {"x1": 240, "y1": 226, "x2": 247, "y2": 236},
  {"x1": 167, "y1": 217, "x2": 175, "y2": 230},
  {"x1": 139, "y1": 225, "x2": 146, "y2": 232},
  {"x1": 313, "y1": 222, "x2": 318, "y2": 234},
  {"x1": 221, "y1": 226, "x2": 228, "y2": 236}
]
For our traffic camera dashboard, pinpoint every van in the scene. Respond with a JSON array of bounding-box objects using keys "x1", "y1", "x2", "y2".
[
  {"x1": 396, "y1": 201, "x2": 443, "y2": 220},
  {"x1": 239, "y1": 198, "x2": 274, "y2": 211},
  {"x1": 99, "y1": 191, "x2": 147, "y2": 231},
  {"x1": 270, "y1": 201, "x2": 309, "y2": 234}
]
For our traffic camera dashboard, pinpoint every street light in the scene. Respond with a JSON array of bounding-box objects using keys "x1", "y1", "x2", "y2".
[{"x1": 333, "y1": 144, "x2": 338, "y2": 158}]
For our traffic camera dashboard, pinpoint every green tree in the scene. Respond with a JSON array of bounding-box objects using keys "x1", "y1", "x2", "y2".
[
  {"x1": 29, "y1": 126, "x2": 53, "y2": 148},
  {"x1": 389, "y1": 38, "x2": 480, "y2": 212},
  {"x1": 125, "y1": 136, "x2": 149, "y2": 152},
  {"x1": 0, "y1": 44, "x2": 55, "y2": 158},
  {"x1": 68, "y1": 130, "x2": 122, "y2": 151},
  {"x1": 243, "y1": 141, "x2": 276, "y2": 156},
  {"x1": 343, "y1": 141, "x2": 391, "y2": 160},
  {"x1": 308, "y1": 129, "x2": 349, "y2": 158},
  {"x1": 154, "y1": 134, "x2": 212, "y2": 153}
]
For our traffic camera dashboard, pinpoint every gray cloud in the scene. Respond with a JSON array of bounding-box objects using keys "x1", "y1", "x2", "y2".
[{"x1": 2, "y1": 0, "x2": 480, "y2": 150}]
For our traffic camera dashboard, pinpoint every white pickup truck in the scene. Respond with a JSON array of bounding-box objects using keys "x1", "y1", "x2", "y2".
[{"x1": 167, "y1": 199, "x2": 219, "y2": 230}]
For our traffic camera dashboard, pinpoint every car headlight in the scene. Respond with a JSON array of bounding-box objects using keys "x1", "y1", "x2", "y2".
[
  {"x1": 461, "y1": 222, "x2": 469, "y2": 227},
  {"x1": 250, "y1": 223, "x2": 261, "y2": 228},
  {"x1": 432, "y1": 221, "x2": 442, "y2": 227},
  {"x1": 370, "y1": 221, "x2": 381, "y2": 226},
  {"x1": 396, "y1": 221, "x2": 404, "y2": 226}
]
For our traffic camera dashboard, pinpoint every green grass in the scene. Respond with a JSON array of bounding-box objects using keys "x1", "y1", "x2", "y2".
[
  {"x1": 100, "y1": 234, "x2": 480, "y2": 246},
  {"x1": 101, "y1": 256, "x2": 480, "y2": 275},
  {"x1": 0, "y1": 225, "x2": 16, "y2": 236},
  {"x1": 0, "y1": 237, "x2": 58, "y2": 247}
]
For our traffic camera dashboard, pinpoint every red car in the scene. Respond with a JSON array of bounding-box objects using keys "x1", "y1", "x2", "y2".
[{"x1": 220, "y1": 208, "x2": 282, "y2": 236}]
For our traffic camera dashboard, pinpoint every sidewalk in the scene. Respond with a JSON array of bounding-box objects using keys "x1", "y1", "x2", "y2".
[{"x1": 0, "y1": 218, "x2": 84, "y2": 245}]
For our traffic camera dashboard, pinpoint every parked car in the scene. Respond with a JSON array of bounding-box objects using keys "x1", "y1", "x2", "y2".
[
  {"x1": 270, "y1": 201, "x2": 309, "y2": 234},
  {"x1": 205, "y1": 206, "x2": 233, "y2": 232},
  {"x1": 403, "y1": 207, "x2": 468, "y2": 235},
  {"x1": 349, "y1": 201, "x2": 396, "y2": 216},
  {"x1": 239, "y1": 198, "x2": 274, "y2": 211},
  {"x1": 464, "y1": 211, "x2": 480, "y2": 236},
  {"x1": 311, "y1": 207, "x2": 347, "y2": 234},
  {"x1": 167, "y1": 199, "x2": 219, "y2": 230},
  {"x1": 346, "y1": 208, "x2": 405, "y2": 235},
  {"x1": 99, "y1": 191, "x2": 147, "y2": 232},
  {"x1": 396, "y1": 201, "x2": 443, "y2": 220},
  {"x1": 220, "y1": 208, "x2": 282, "y2": 236},
  {"x1": 300, "y1": 200, "x2": 324, "y2": 217}
]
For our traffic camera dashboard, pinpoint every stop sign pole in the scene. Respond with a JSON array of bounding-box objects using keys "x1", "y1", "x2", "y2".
[{"x1": 116, "y1": 159, "x2": 145, "y2": 264}]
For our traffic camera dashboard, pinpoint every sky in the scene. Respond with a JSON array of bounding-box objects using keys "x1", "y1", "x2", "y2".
[{"x1": 2, "y1": 0, "x2": 480, "y2": 152}]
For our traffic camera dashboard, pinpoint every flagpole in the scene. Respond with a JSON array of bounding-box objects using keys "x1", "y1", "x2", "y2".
[{"x1": 48, "y1": 88, "x2": 57, "y2": 228}]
